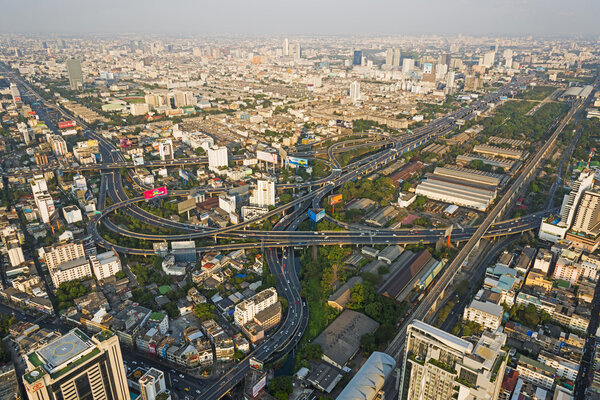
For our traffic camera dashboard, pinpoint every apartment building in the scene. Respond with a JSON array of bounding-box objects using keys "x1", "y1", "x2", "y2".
[
  {"x1": 234, "y1": 287, "x2": 278, "y2": 326},
  {"x1": 463, "y1": 299, "x2": 503, "y2": 331}
]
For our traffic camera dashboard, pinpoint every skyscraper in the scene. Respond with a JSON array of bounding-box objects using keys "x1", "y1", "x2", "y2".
[
  {"x1": 349, "y1": 81, "x2": 361, "y2": 102},
  {"x1": 283, "y1": 38, "x2": 289, "y2": 56},
  {"x1": 66, "y1": 59, "x2": 83, "y2": 91},
  {"x1": 402, "y1": 58, "x2": 415, "y2": 74},
  {"x1": 295, "y1": 43, "x2": 302, "y2": 59},
  {"x1": 250, "y1": 180, "x2": 275, "y2": 207},
  {"x1": 385, "y1": 48, "x2": 394, "y2": 66},
  {"x1": 482, "y1": 51, "x2": 496, "y2": 68},
  {"x1": 22, "y1": 329, "x2": 130, "y2": 400},
  {"x1": 503, "y1": 49, "x2": 514, "y2": 68},
  {"x1": 399, "y1": 320, "x2": 507, "y2": 400},
  {"x1": 208, "y1": 145, "x2": 228, "y2": 170},
  {"x1": 393, "y1": 48, "x2": 401, "y2": 67},
  {"x1": 352, "y1": 50, "x2": 362, "y2": 66},
  {"x1": 571, "y1": 190, "x2": 600, "y2": 235}
]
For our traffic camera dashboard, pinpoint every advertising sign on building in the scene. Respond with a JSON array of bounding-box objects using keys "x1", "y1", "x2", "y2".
[
  {"x1": 252, "y1": 375, "x2": 267, "y2": 398},
  {"x1": 256, "y1": 150, "x2": 278, "y2": 164},
  {"x1": 249, "y1": 357, "x2": 263, "y2": 371},
  {"x1": 58, "y1": 120, "x2": 76, "y2": 129},
  {"x1": 144, "y1": 186, "x2": 168, "y2": 200},
  {"x1": 287, "y1": 156, "x2": 308, "y2": 167},
  {"x1": 308, "y1": 208, "x2": 325, "y2": 223},
  {"x1": 330, "y1": 194, "x2": 343, "y2": 205}
]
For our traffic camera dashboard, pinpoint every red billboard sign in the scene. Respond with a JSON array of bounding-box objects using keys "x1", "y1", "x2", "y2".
[
  {"x1": 58, "y1": 120, "x2": 76, "y2": 129},
  {"x1": 144, "y1": 186, "x2": 167, "y2": 200}
]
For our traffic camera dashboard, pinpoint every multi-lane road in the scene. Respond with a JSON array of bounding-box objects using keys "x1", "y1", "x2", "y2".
[{"x1": 3, "y1": 66, "x2": 547, "y2": 398}]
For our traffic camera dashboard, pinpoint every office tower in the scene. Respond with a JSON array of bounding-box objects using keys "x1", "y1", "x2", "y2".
[
  {"x1": 349, "y1": 81, "x2": 361, "y2": 102},
  {"x1": 393, "y1": 48, "x2": 401, "y2": 67},
  {"x1": 561, "y1": 169, "x2": 595, "y2": 228},
  {"x1": 250, "y1": 180, "x2": 276, "y2": 207},
  {"x1": 157, "y1": 139, "x2": 173, "y2": 160},
  {"x1": 352, "y1": 50, "x2": 362, "y2": 66},
  {"x1": 139, "y1": 368, "x2": 170, "y2": 400},
  {"x1": 435, "y1": 63, "x2": 448, "y2": 80},
  {"x1": 234, "y1": 288, "x2": 278, "y2": 325},
  {"x1": 30, "y1": 175, "x2": 55, "y2": 224},
  {"x1": 7, "y1": 244, "x2": 25, "y2": 267},
  {"x1": 482, "y1": 51, "x2": 495, "y2": 68},
  {"x1": 22, "y1": 329, "x2": 130, "y2": 400},
  {"x1": 402, "y1": 58, "x2": 415, "y2": 74},
  {"x1": 66, "y1": 59, "x2": 84, "y2": 91},
  {"x1": 503, "y1": 49, "x2": 514, "y2": 68},
  {"x1": 283, "y1": 38, "x2": 289, "y2": 56},
  {"x1": 44, "y1": 241, "x2": 86, "y2": 271},
  {"x1": 295, "y1": 43, "x2": 302, "y2": 59},
  {"x1": 90, "y1": 249, "x2": 122, "y2": 281},
  {"x1": 464, "y1": 75, "x2": 481, "y2": 91},
  {"x1": 386, "y1": 48, "x2": 394, "y2": 66},
  {"x1": 446, "y1": 70, "x2": 456, "y2": 89},
  {"x1": 208, "y1": 145, "x2": 228, "y2": 170},
  {"x1": 571, "y1": 191, "x2": 600, "y2": 235},
  {"x1": 400, "y1": 320, "x2": 508, "y2": 400}
]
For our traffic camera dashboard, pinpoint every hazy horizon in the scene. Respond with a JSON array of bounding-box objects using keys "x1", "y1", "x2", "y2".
[{"x1": 1, "y1": 0, "x2": 599, "y2": 37}]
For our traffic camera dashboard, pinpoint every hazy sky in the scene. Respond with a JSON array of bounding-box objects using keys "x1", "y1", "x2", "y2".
[{"x1": 1, "y1": 0, "x2": 599, "y2": 36}]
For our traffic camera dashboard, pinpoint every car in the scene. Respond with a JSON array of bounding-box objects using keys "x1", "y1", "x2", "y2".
[
  {"x1": 179, "y1": 374, "x2": 185, "y2": 378},
  {"x1": 184, "y1": 388, "x2": 189, "y2": 392}
]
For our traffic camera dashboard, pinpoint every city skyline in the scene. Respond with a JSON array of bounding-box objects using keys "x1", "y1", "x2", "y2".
[{"x1": 0, "y1": 0, "x2": 599, "y2": 36}]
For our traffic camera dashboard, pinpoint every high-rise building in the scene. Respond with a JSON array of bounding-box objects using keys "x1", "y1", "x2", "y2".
[
  {"x1": 352, "y1": 50, "x2": 363, "y2": 66},
  {"x1": 349, "y1": 81, "x2": 361, "y2": 102},
  {"x1": 44, "y1": 241, "x2": 86, "y2": 272},
  {"x1": 393, "y1": 48, "x2": 401, "y2": 67},
  {"x1": 402, "y1": 58, "x2": 415, "y2": 74},
  {"x1": 446, "y1": 71, "x2": 456, "y2": 89},
  {"x1": 7, "y1": 244, "x2": 25, "y2": 267},
  {"x1": 10, "y1": 83, "x2": 21, "y2": 105},
  {"x1": 283, "y1": 38, "x2": 289, "y2": 56},
  {"x1": 503, "y1": 49, "x2": 514, "y2": 68},
  {"x1": 208, "y1": 145, "x2": 228, "y2": 170},
  {"x1": 66, "y1": 59, "x2": 84, "y2": 91},
  {"x1": 481, "y1": 51, "x2": 496, "y2": 68},
  {"x1": 571, "y1": 190, "x2": 600, "y2": 235},
  {"x1": 50, "y1": 257, "x2": 92, "y2": 287},
  {"x1": 30, "y1": 175, "x2": 55, "y2": 224},
  {"x1": 139, "y1": 368, "x2": 170, "y2": 400},
  {"x1": 234, "y1": 287, "x2": 278, "y2": 326},
  {"x1": 250, "y1": 180, "x2": 275, "y2": 207},
  {"x1": 157, "y1": 139, "x2": 173, "y2": 161},
  {"x1": 385, "y1": 48, "x2": 394, "y2": 66},
  {"x1": 294, "y1": 43, "x2": 302, "y2": 59},
  {"x1": 90, "y1": 249, "x2": 122, "y2": 281},
  {"x1": 22, "y1": 329, "x2": 130, "y2": 400},
  {"x1": 561, "y1": 170, "x2": 595, "y2": 227},
  {"x1": 399, "y1": 320, "x2": 508, "y2": 400}
]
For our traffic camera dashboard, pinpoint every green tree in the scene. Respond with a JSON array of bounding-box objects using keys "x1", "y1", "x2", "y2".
[{"x1": 193, "y1": 303, "x2": 216, "y2": 322}]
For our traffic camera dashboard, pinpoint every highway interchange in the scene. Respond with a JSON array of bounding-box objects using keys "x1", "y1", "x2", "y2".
[{"x1": 4, "y1": 67, "x2": 576, "y2": 399}]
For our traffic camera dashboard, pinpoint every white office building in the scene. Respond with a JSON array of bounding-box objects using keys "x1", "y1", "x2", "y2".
[
  {"x1": 50, "y1": 257, "x2": 92, "y2": 287},
  {"x1": 157, "y1": 139, "x2": 173, "y2": 160},
  {"x1": 90, "y1": 249, "x2": 122, "y2": 281},
  {"x1": 139, "y1": 368, "x2": 170, "y2": 400},
  {"x1": 208, "y1": 145, "x2": 228, "y2": 170},
  {"x1": 62, "y1": 205, "x2": 83, "y2": 224},
  {"x1": 250, "y1": 180, "x2": 275, "y2": 208},
  {"x1": 463, "y1": 299, "x2": 504, "y2": 331},
  {"x1": 234, "y1": 287, "x2": 278, "y2": 326},
  {"x1": 349, "y1": 81, "x2": 361, "y2": 102},
  {"x1": 7, "y1": 245, "x2": 25, "y2": 267}
]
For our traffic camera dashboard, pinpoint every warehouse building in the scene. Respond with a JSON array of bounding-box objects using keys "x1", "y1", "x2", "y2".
[
  {"x1": 378, "y1": 251, "x2": 435, "y2": 301},
  {"x1": 473, "y1": 144, "x2": 524, "y2": 160},
  {"x1": 415, "y1": 166, "x2": 502, "y2": 211},
  {"x1": 456, "y1": 154, "x2": 515, "y2": 171}
]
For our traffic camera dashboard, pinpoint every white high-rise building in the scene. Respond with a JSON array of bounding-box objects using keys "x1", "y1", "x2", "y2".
[
  {"x1": 157, "y1": 139, "x2": 173, "y2": 161},
  {"x1": 571, "y1": 190, "x2": 600, "y2": 235},
  {"x1": 402, "y1": 58, "x2": 415, "y2": 74},
  {"x1": 349, "y1": 81, "x2": 361, "y2": 102},
  {"x1": 31, "y1": 175, "x2": 55, "y2": 224},
  {"x1": 250, "y1": 180, "x2": 275, "y2": 207},
  {"x1": 482, "y1": 51, "x2": 496, "y2": 68},
  {"x1": 50, "y1": 256, "x2": 92, "y2": 287},
  {"x1": 140, "y1": 368, "x2": 170, "y2": 400},
  {"x1": 503, "y1": 49, "x2": 514, "y2": 68},
  {"x1": 400, "y1": 320, "x2": 508, "y2": 400},
  {"x1": 446, "y1": 70, "x2": 456, "y2": 89},
  {"x1": 49, "y1": 135, "x2": 67, "y2": 156},
  {"x1": 31, "y1": 174, "x2": 48, "y2": 195},
  {"x1": 393, "y1": 48, "x2": 401, "y2": 67},
  {"x1": 90, "y1": 249, "x2": 122, "y2": 281},
  {"x1": 44, "y1": 241, "x2": 86, "y2": 272},
  {"x1": 208, "y1": 145, "x2": 228, "y2": 170},
  {"x1": 283, "y1": 38, "x2": 289, "y2": 56},
  {"x1": 7, "y1": 245, "x2": 25, "y2": 267},
  {"x1": 234, "y1": 288, "x2": 278, "y2": 326},
  {"x1": 385, "y1": 48, "x2": 394, "y2": 66}
]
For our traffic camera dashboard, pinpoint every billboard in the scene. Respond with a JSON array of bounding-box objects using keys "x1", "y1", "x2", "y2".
[
  {"x1": 308, "y1": 208, "x2": 325, "y2": 223},
  {"x1": 423, "y1": 62, "x2": 433, "y2": 74},
  {"x1": 144, "y1": 186, "x2": 167, "y2": 200},
  {"x1": 249, "y1": 357, "x2": 263, "y2": 372},
  {"x1": 179, "y1": 169, "x2": 192, "y2": 182},
  {"x1": 252, "y1": 375, "x2": 267, "y2": 398},
  {"x1": 256, "y1": 150, "x2": 278, "y2": 164},
  {"x1": 330, "y1": 194, "x2": 343, "y2": 205},
  {"x1": 120, "y1": 138, "x2": 132, "y2": 148},
  {"x1": 177, "y1": 198, "x2": 197, "y2": 214},
  {"x1": 288, "y1": 156, "x2": 308, "y2": 167},
  {"x1": 58, "y1": 120, "x2": 76, "y2": 129}
]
